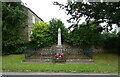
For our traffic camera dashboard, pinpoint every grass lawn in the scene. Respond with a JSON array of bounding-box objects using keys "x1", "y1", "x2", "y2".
[{"x1": 2, "y1": 53, "x2": 118, "y2": 73}]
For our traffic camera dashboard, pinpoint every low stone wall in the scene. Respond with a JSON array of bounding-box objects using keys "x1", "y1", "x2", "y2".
[
  {"x1": 92, "y1": 47, "x2": 118, "y2": 53},
  {"x1": 92, "y1": 48, "x2": 105, "y2": 53}
]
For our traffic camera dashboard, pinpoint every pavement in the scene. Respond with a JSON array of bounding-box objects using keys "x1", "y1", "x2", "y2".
[{"x1": 0, "y1": 72, "x2": 119, "y2": 77}]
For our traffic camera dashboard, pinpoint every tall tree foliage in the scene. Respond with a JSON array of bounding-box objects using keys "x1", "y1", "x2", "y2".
[
  {"x1": 101, "y1": 33, "x2": 119, "y2": 51},
  {"x1": 54, "y1": 1, "x2": 120, "y2": 52},
  {"x1": 54, "y1": 1, "x2": 120, "y2": 31},
  {"x1": 49, "y1": 18, "x2": 68, "y2": 43},
  {"x1": 65, "y1": 21, "x2": 102, "y2": 47},
  {"x1": 2, "y1": 2, "x2": 28, "y2": 55}
]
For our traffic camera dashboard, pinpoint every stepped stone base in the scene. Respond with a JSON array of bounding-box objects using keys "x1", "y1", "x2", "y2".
[
  {"x1": 24, "y1": 57, "x2": 94, "y2": 64},
  {"x1": 24, "y1": 43, "x2": 93, "y2": 64}
]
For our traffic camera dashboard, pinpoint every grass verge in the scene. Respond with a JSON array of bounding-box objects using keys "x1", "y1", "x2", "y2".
[{"x1": 2, "y1": 53, "x2": 118, "y2": 73}]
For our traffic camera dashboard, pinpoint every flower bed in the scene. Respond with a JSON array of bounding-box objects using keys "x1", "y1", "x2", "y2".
[{"x1": 52, "y1": 53, "x2": 66, "y2": 63}]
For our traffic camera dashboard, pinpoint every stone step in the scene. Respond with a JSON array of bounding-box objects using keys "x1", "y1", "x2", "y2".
[
  {"x1": 28, "y1": 57, "x2": 88, "y2": 59},
  {"x1": 25, "y1": 58, "x2": 93, "y2": 63},
  {"x1": 24, "y1": 60, "x2": 94, "y2": 64},
  {"x1": 66, "y1": 59, "x2": 93, "y2": 62},
  {"x1": 25, "y1": 59, "x2": 52, "y2": 62}
]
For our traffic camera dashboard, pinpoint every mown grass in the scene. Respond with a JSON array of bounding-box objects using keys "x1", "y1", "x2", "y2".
[{"x1": 2, "y1": 53, "x2": 118, "y2": 73}]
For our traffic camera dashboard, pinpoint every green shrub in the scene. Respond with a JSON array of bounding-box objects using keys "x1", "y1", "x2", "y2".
[{"x1": 30, "y1": 21, "x2": 54, "y2": 48}]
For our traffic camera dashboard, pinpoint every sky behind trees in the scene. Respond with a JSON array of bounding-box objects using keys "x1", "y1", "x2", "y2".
[
  {"x1": 21, "y1": 0, "x2": 86, "y2": 28},
  {"x1": 21, "y1": 0, "x2": 119, "y2": 32}
]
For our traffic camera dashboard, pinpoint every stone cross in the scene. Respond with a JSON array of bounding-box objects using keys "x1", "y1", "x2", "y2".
[{"x1": 57, "y1": 28, "x2": 62, "y2": 48}]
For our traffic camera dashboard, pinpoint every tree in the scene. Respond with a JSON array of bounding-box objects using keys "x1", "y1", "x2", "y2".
[
  {"x1": 101, "y1": 32, "x2": 119, "y2": 52},
  {"x1": 30, "y1": 21, "x2": 54, "y2": 48},
  {"x1": 65, "y1": 21, "x2": 102, "y2": 47},
  {"x1": 49, "y1": 18, "x2": 68, "y2": 43},
  {"x1": 54, "y1": 1, "x2": 120, "y2": 31},
  {"x1": 2, "y1": 2, "x2": 28, "y2": 55},
  {"x1": 54, "y1": 1, "x2": 120, "y2": 54}
]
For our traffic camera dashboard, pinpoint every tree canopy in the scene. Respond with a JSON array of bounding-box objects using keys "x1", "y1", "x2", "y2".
[
  {"x1": 54, "y1": 1, "x2": 120, "y2": 52},
  {"x1": 2, "y1": 2, "x2": 28, "y2": 55},
  {"x1": 54, "y1": 1, "x2": 120, "y2": 31},
  {"x1": 65, "y1": 21, "x2": 102, "y2": 47},
  {"x1": 49, "y1": 18, "x2": 68, "y2": 43}
]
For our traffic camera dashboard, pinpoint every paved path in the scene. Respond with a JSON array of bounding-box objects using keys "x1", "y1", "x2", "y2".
[{"x1": 1, "y1": 72, "x2": 119, "y2": 77}]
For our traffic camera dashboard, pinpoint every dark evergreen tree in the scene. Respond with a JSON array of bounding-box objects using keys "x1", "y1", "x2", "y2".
[{"x1": 2, "y1": 2, "x2": 28, "y2": 55}]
